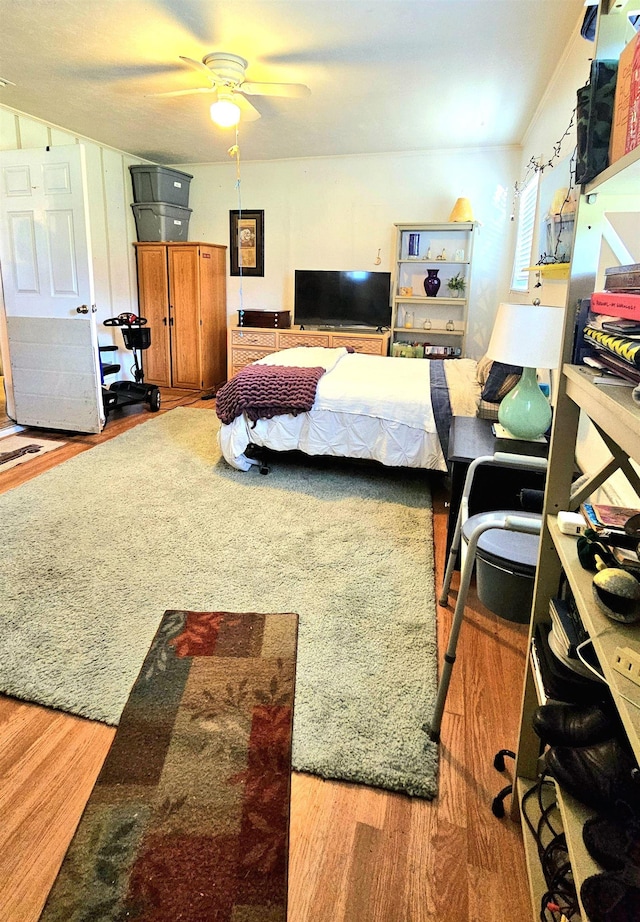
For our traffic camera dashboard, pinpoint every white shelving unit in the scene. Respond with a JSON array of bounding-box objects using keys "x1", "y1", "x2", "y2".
[
  {"x1": 391, "y1": 222, "x2": 475, "y2": 355},
  {"x1": 512, "y1": 4, "x2": 640, "y2": 919}
]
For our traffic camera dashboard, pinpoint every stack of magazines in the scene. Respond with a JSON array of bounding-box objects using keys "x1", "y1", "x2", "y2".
[
  {"x1": 580, "y1": 501, "x2": 640, "y2": 570},
  {"x1": 576, "y1": 263, "x2": 640, "y2": 385}
]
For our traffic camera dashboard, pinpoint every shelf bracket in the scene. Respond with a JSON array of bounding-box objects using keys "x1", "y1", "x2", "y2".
[{"x1": 595, "y1": 424, "x2": 640, "y2": 496}]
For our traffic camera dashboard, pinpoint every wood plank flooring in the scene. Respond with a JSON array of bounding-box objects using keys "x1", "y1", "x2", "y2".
[{"x1": 0, "y1": 394, "x2": 531, "y2": 921}]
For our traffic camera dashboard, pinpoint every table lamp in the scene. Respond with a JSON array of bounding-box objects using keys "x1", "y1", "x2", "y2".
[{"x1": 486, "y1": 302, "x2": 564, "y2": 440}]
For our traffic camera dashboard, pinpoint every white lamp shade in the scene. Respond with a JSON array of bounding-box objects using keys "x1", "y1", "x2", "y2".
[{"x1": 486, "y1": 302, "x2": 564, "y2": 369}]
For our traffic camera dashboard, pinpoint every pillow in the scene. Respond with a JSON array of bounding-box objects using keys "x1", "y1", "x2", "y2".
[
  {"x1": 476, "y1": 354, "x2": 494, "y2": 387},
  {"x1": 477, "y1": 398, "x2": 501, "y2": 421},
  {"x1": 481, "y1": 361, "x2": 522, "y2": 402}
]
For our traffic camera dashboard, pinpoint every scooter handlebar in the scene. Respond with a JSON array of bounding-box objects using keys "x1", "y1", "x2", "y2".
[{"x1": 104, "y1": 314, "x2": 148, "y2": 327}]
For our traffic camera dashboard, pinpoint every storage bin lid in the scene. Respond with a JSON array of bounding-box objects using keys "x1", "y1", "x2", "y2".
[
  {"x1": 462, "y1": 511, "x2": 541, "y2": 570},
  {"x1": 129, "y1": 165, "x2": 193, "y2": 180}
]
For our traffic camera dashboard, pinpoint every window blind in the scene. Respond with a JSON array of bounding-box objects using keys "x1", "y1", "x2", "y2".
[{"x1": 510, "y1": 173, "x2": 539, "y2": 292}]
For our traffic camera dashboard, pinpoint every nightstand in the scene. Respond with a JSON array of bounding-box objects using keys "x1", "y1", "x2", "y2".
[{"x1": 446, "y1": 416, "x2": 548, "y2": 559}]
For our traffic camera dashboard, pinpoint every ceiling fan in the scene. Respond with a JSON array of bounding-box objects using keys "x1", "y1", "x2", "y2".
[{"x1": 150, "y1": 52, "x2": 311, "y2": 126}]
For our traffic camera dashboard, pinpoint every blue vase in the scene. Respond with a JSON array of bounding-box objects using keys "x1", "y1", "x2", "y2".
[{"x1": 424, "y1": 269, "x2": 441, "y2": 297}]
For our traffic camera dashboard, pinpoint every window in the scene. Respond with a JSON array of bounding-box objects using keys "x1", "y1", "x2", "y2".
[{"x1": 510, "y1": 172, "x2": 539, "y2": 292}]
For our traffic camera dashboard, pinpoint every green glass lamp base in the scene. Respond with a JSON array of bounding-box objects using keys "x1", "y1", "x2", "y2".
[{"x1": 498, "y1": 367, "x2": 551, "y2": 440}]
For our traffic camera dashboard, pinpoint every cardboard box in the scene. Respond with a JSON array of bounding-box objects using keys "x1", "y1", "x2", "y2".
[{"x1": 609, "y1": 31, "x2": 640, "y2": 165}]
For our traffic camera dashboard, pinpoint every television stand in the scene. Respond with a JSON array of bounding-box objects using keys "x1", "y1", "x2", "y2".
[{"x1": 227, "y1": 325, "x2": 391, "y2": 377}]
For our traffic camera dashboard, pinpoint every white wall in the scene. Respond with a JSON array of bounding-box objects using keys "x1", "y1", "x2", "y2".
[
  {"x1": 510, "y1": 23, "x2": 592, "y2": 311},
  {"x1": 181, "y1": 147, "x2": 520, "y2": 359},
  {"x1": 0, "y1": 106, "x2": 146, "y2": 388}
]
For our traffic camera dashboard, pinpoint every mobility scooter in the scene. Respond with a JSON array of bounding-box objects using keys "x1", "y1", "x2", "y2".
[{"x1": 100, "y1": 313, "x2": 161, "y2": 418}]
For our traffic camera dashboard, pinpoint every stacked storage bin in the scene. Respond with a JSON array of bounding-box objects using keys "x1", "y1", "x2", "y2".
[{"x1": 129, "y1": 165, "x2": 193, "y2": 241}]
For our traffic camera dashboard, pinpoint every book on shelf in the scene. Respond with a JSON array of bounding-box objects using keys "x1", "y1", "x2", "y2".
[
  {"x1": 585, "y1": 350, "x2": 640, "y2": 385},
  {"x1": 600, "y1": 318, "x2": 640, "y2": 336},
  {"x1": 533, "y1": 625, "x2": 604, "y2": 703},
  {"x1": 549, "y1": 596, "x2": 588, "y2": 658},
  {"x1": 583, "y1": 327, "x2": 640, "y2": 373},
  {"x1": 604, "y1": 263, "x2": 640, "y2": 292},
  {"x1": 580, "y1": 501, "x2": 640, "y2": 533},
  {"x1": 591, "y1": 291, "x2": 640, "y2": 320},
  {"x1": 612, "y1": 544, "x2": 640, "y2": 571}
]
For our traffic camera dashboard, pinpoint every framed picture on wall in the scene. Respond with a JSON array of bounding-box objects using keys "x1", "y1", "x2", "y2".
[{"x1": 229, "y1": 210, "x2": 264, "y2": 276}]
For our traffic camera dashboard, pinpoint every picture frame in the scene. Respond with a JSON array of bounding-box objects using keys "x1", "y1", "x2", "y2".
[{"x1": 229, "y1": 209, "x2": 264, "y2": 277}]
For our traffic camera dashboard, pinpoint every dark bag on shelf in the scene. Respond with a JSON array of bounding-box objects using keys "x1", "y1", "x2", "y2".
[{"x1": 575, "y1": 60, "x2": 618, "y2": 185}]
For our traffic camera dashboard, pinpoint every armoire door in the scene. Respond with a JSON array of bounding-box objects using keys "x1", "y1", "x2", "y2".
[
  {"x1": 135, "y1": 245, "x2": 172, "y2": 387},
  {"x1": 168, "y1": 245, "x2": 202, "y2": 389}
]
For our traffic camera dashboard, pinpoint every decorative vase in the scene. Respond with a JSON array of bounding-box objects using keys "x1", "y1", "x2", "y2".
[{"x1": 424, "y1": 269, "x2": 441, "y2": 297}]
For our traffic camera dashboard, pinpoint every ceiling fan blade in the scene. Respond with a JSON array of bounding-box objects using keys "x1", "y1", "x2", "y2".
[
  {"x1": 232, "y1": 93, "x2": 262, "y2": 121},
  {"x1": 240, "y1": 81, "x2": 311, "y2": 99},
  {"x1": 179, "y1": 55, "x2": 215, "y2": 78},
  {"x1": 147, "y1": 86, "x2": 218, "y2": 98}
]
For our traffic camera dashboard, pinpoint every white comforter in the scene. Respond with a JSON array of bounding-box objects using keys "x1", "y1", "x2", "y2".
[{"x1": 218, "y1": 347, "x2": 479, "y2": 471}]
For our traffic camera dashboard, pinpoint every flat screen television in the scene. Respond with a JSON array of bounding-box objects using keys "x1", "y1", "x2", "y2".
[{"x1": 294, "y1": 270, "x2": 392, "y2": 330}]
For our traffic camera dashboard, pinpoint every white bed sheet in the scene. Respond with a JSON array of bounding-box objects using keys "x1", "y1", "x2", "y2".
[{"x1": 218, "y1": 354, "x2": 479, "y2": 472}]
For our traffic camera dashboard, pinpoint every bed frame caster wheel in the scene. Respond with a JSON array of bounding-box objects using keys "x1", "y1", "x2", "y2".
[{"x1": 259, "y1": 462, "x2": 270, "y2": 475}]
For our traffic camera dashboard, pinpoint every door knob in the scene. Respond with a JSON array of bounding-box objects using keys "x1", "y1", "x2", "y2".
[{"x1": 76, "y1": 305, "x2": 89, "y2": 314}]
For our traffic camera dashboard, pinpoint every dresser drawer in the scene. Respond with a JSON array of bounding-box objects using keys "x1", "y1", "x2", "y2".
[
  {"x1": 231, "y1": 330, "x2": 278, "y2": 348},
  {"x1": 332, "y1": 335, "x2": 385, "y2": 355},
  {"x1": 278, "y1": 331, "x2": 331, "y2": 349},
  {"x1": 231, "y1": 347, "x2": 273, "y2": 371}
]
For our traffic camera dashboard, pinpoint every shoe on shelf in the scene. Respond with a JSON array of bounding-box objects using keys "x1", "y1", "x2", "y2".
[
  {"x1": 532, "y1": 701, "x2": 617, "y2": 747},
  {"x1": 546, "y1": 736, "x2": 640, "y2": 815},
  {"x1": 583, "y1": 811, "x2": 640, "y2": 872},
  {"x1": 580, "y1": 867, "x2": 640, "y2": 922}
]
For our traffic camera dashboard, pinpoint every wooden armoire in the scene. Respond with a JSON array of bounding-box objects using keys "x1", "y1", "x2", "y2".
[{"x1": 133, "y1": 242, "x2": 227, "y2": 391}]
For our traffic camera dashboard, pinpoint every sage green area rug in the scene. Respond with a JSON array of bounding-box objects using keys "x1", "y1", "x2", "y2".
[{"x1": 1, "y1": 408, "x2": 439, "y2": 798}]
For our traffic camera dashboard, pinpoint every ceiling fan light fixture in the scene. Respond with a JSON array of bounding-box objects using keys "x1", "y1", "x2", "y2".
[{"x1": 210, "y1": 96, "x2": 241, "y2": 128}]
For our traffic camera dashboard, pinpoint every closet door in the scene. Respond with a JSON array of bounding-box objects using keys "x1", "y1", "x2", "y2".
[
  {"x1": 135, "y1": 245, "x2": 172, "y2": 387},
  {"x1": 168, "y1": 245, "x2": 202, "y2": 389}
]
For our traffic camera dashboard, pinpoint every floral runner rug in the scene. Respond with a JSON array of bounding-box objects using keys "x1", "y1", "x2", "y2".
[{"x1": 39, "y1": 609, "x2": 298, "y2": 922}]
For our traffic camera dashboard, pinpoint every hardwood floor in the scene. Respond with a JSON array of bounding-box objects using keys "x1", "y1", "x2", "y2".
[{"x1": 0, "y1": 394, "x2": 531, "y2": 921}]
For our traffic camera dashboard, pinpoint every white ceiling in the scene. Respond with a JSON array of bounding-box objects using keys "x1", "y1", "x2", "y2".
[{"x1": 0, "y1": 0, "x2": 586, "y2": 165}]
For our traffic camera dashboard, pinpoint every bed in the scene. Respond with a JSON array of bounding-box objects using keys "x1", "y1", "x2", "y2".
[{"x1": 217, "y1": 346, "x2": 481, "y2": 472}]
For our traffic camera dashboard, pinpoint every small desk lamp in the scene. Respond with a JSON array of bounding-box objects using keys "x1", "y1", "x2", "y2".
[{"x1": 486, "y1": 301, "x2": 564, "y2": 440}]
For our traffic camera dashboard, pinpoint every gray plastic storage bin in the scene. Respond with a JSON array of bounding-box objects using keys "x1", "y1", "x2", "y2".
[
  {"x1": 131, "y1": 202, "x2": 192, "y2": 242},
  {"x1": 129, "y1": 165, "x2": 193, "y2": 207}
]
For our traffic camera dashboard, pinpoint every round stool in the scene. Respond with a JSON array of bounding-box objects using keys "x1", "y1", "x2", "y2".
[{"x1": 462, "y1": 511, "x2": 542, "y2": 623}]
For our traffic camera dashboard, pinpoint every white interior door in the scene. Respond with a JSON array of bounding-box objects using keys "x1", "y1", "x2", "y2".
[{"x1": 0, "y1": 144, "x2": 104, "y2": 433}]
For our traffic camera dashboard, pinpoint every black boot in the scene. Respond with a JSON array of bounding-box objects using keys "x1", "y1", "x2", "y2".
[
  {"x1": 546, "y1": 737, "x2": 640, "y2": 814},
  {"x1": 532, "y1": 701, "x2": 616, "y2": 747},
  {"x1": 580, "y1": 866, "x2": 640, "y2": 922},
  {"x1": 583, "y1": 810, "x2": 640, "y2": 871}
]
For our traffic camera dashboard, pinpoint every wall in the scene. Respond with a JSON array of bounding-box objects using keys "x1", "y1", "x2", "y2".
[
  {"x1": 0, "y1": 105, "x2": 146, "y2": 398},
  {"x1": 181, "y1": 147, "x2": 520, "y2": 359}
]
